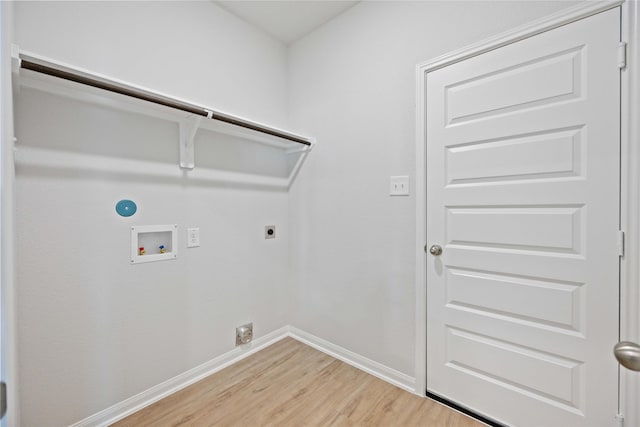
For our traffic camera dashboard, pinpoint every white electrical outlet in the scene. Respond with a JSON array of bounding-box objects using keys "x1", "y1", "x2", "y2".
[
  {"x1": 390, "y1": 176, "x2": 409, "y2": 196},
  {"x1": 187, "y1": 227, "x2": 200, "y2": 247}
]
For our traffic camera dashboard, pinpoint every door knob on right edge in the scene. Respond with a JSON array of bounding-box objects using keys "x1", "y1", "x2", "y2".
[
  {"x1": 429, "y1": 245, "x2": 443, "y2": 256},
  {"x1": 614, "y1": 341, "x2": 640, "y2": 371}
]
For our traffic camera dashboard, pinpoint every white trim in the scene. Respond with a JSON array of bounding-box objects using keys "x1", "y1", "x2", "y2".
[
  {"x1": 620, "y1": 1, "x2": 640, "y2": 426},
  {"x1": 414, "y1": 0, "x2": 627, "y2": 402},
  {"x1": 69, "y1": 325, "x2": 418, "y2": 426},
  {"x1": 288, "y1": 327, "x2": 416, "y2": 394},
  {"x1": 1, "y1": 2, "x2": 18, "y2": 426},
  {"x1": 414, "y1": 59, "x2": 427, "y2": 396},
  {"x1": 417, "y1": 0, "x2": 623, "y2": 73},
  {"x1": 70, "y1": 326, "x2": 290, "y2": 427}
]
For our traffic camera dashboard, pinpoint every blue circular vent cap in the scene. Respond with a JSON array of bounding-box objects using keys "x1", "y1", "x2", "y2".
[{"x1": 116, "y1": 199, "x2": 137, "y2": 217}]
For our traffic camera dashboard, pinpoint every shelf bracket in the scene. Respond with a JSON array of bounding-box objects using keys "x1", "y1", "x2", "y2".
[
  {"x1": 179, "y1": 112, "x2": 211, "y2": 170},
  {"x1": 11, "y1": 44, "x2": 21, "y2": 74},
  {"x1": 285, "y1": 140, "x2": 315, "y2": 155}
]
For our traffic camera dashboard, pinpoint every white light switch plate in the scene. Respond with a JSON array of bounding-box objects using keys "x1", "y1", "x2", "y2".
[
  {"x1": 187, "y1": 228, "x2": 200, "y2": 247},
  {"x1": 390, "y1": 176, "x2": 409, "y2": 196}
]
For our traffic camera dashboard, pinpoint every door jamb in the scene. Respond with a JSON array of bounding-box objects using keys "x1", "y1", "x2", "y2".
[
  {"x1": 414, "y1": 1, "x2": 637, "y2": 425},
  {"x1": 0, "y1": 2, "x2": 17, "y2": 426},
  {"x1": 619, "y1": 1, "x2": 639, "y2": 425}
]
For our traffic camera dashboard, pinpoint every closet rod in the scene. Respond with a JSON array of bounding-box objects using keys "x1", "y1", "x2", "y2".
[{"x1": 20, "y1": 59, "x2": 312, "y2": 146}]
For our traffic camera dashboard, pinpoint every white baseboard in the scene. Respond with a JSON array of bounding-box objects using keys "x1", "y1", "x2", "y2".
[
  {"x1": 70, "y1": 325, "x2": 417, "y2": 426},
  {"x1": 70, "y1": 326, "x2": 290, "y2": 427},
  {"x1": 287, "y1": 327, "x2": 417, "y2": 394}
]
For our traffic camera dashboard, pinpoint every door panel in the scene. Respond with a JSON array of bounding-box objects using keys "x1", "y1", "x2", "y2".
[
  {"x1": 446, "y1": 47, "x2": 583, "y2": 125},
  {"x1": 445, "y1": 127, "x2": 582, "y2": 185},
  {"x1": 426, "y1": 8, "x2": 620, "y2": 426},
  {"x1": 446, "y1": 206, "x2": 582, "y2": 252}
]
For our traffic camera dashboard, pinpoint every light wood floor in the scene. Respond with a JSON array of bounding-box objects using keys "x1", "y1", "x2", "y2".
[{"x1": 113, "y1": 337, "x2": 483, "y2": 426}]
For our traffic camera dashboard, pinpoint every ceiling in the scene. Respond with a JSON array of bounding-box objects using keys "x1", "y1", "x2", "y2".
[{"x1": 215, "y1": 1, "x2": 359, "y2": 45}]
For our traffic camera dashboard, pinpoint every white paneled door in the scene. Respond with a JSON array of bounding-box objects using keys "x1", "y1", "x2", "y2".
[{"x1": 425, "y1": 8, "x2": 620, "y2": 427}]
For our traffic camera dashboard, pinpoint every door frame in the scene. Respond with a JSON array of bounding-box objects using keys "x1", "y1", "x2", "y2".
[
  {"x1": 619, "y1": 1, "x2": 640, "y2": 425},
  {"x1": 414, "y1": 0, "x2": 639, "y2": 425},
  {"x1": 1, "y1": 1, "x2": 17, "y2": 426}
]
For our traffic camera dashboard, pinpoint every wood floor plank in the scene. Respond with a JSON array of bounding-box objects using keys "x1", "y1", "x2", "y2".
[{"x1": 112, "y1": 337, "x2": 484, "y2": 427}]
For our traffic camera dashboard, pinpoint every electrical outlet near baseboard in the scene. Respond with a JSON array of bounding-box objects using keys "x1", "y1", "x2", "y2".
[{"x1": 236, "y1": 323, "x2": 253, "y2": 346}]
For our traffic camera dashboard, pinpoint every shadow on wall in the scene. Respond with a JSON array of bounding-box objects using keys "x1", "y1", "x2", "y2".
[{"x1": 14, "y1": 87, "x2": 304, "y2": 191}]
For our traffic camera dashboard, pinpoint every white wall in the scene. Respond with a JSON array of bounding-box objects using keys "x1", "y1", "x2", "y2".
[
  {"x1": 15, "y1": 1, "x2": 288, "y2": 127},
  {"x1": 287, "y1": 0, "x2": 578, "y2": 379},
  {"x1": 13, "y1": 2, "x2": 292, "y2": 426},
  {"x1": 11, "y1": 1, "x2": 586, "y2": 425},
  {"x1": 1, "y1": 2, "x2": 18, "y2": 426}
]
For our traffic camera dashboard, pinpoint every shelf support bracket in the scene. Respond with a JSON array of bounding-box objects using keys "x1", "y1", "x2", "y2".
[
  {"x1": 11, "y1": 44, "x2": 21, "y2": 74},
  {"x1": 285, "y1": 139, "x2": 315, "y2": 155},
  {"x1": 179, "y1": 113, "x2": 209, "y2": 170}
]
